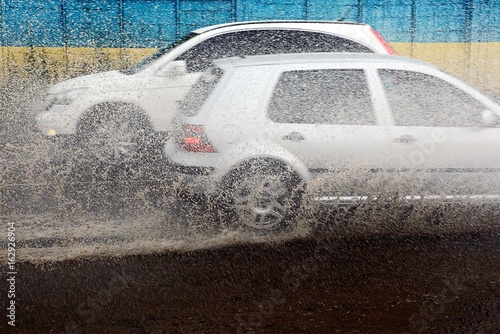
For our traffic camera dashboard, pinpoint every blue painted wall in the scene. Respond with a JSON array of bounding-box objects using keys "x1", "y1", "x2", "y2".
[{"x1": 0, "y1": 0, "x2": 499, "y2": 48}]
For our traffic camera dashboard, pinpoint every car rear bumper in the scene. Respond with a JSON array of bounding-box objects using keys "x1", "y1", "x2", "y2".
[{"x1": 169, "y1": 167, "x2": 220, "y2": 198}]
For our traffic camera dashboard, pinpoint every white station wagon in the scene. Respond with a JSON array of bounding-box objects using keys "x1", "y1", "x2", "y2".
[
  {"x1": 35, "y1": 21, "x2": 395, "y2": 164},
  {"x1": 164, "y1": 53, "x2": 500, "y2": 231}
]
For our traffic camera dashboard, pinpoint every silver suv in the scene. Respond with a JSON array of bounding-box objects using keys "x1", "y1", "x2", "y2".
[
  {"x1": 165, "y1": 53, "x2": 500, "y2": 231},
  {"x1": 36, "y1": 21, "x2": 395, "y2": 164}
]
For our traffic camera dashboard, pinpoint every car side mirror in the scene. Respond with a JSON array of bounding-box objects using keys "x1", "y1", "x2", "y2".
[
  {"x1": 156, "y1": 60, "x2": 187, "y2": 77},
  {"x1": 481, "y1": 109, "x2": 499, "y2": 126}
]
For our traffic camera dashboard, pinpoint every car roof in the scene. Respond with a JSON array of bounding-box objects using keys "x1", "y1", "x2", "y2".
[
  {"x1": 212, "y1": 53, "x2": 436, "y2": 69},
  {"x1": 193, "y1": 20, "x2": 367, "y2": 34}
]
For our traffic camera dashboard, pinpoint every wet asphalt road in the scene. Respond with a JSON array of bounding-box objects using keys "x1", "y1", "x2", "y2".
[{"x1": 1, "y1": 230, "x2": 499, "y2": 334}]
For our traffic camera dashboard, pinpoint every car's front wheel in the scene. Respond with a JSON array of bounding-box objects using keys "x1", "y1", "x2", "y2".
[
  {"x1": 78, "y1": 105, "x2": 149, "y2": 165},
  {"x1": 223, "y1": 163, "x2": 304, "y2": 232}
]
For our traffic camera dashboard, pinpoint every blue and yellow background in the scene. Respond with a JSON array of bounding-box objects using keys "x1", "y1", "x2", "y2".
[{"x1": 1, "y1": 0, "x2": 499, "y2": 91}]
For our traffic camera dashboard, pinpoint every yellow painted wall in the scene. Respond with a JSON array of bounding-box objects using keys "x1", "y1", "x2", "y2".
[
  {"x1": 391, "y1": 42, "x2": 500, "y2": 93},
  {"x1": 0, "y1": 46, "x2": 156, "y2": 80}
]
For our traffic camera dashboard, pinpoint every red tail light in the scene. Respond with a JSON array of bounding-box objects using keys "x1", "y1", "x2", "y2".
[
  {"x1": 371, "y1": 28, "x2": 397, "y2": 55},
  {"x1": 180, "y1": 124, "x2": 218, "y2": 153}
]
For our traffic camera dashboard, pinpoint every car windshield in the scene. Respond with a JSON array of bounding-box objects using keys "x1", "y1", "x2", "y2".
[{"x1": 121, "y1": 32, "x2": 198, "y2": 75}]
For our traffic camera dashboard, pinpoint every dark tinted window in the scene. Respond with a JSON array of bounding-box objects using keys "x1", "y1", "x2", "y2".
[
  {"x1": 380, "y1": 69, "x2": 488, "y2": 127},
  {"x1": 176, "y1": 30, "x2": 372, "y2": 72},
  {"x1": 268, "y1": 69, "x2": 376, "y2": 125},
  {"x1": 178, "y1": 67, "x2": 224, "y2": 117}
]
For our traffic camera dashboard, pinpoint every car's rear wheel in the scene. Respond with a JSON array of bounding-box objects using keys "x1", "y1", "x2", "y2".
[
  {"x1": 79, "y1": 105, "x2": 148, "y2": 165},
  {"x1": 222, "y1": 163, "x2": 303, "y2": 232}
]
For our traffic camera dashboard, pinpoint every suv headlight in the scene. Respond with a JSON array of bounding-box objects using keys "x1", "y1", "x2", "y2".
[{"x1": 45, "y1": 87, "x2": 88, "y2": 109}]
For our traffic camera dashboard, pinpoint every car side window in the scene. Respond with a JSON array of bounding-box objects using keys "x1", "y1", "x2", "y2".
[
  {"x1": 379, "y1": 69, "x2": 489, "y2": 127},
  {"x1": 176, "y1": 30, "x2": 372, "y2": 73},
  {"x1": 268, "y1": 69, "x2": 376, "y2": 125}
]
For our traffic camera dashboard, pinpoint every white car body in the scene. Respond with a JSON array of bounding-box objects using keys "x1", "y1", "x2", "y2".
[
  {"x1": 165, "y1": 53, "x2": 500, "y2": 227},
  {"x1": 36, "y1": 21, "x2": 395, "y2": 138}
]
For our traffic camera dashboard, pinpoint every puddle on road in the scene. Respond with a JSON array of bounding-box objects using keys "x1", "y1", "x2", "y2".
[
  {"x1": 2, "y1": 199, "x2": 499, "y2": 264},
  {"x1": 1, "y1": 209, "x2": 313, "y2": 264},
  {"x1": 2, "y1": 133, "x2": 499, "y2": 264}
]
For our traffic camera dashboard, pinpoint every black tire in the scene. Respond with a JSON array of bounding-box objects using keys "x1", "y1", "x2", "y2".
[
  {"x1": 220, "y1": 163, "x2": 304, "y2": 232},
  {"x1": 78, "y1": 105, "x2": 149, "y2": 165}
]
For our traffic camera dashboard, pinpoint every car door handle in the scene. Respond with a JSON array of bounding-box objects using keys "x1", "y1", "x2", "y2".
[
  {"x1": 393, "y1": 135, "x2": 416, "y2": 144},
  {"x1": 282, "y1": 132, "x2": 305, "y2": 142}
]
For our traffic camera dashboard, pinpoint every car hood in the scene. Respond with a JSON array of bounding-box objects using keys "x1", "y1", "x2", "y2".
[{"x1": 47, "y1": 70, "x2": 132, "y2": 94}]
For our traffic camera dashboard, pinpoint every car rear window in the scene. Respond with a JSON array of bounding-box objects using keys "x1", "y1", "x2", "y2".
[
  {"x1": 178, "y1": 67, "x2": 224, "y2": 117},
  {"x1": 268, "y1": 69, "x2": 376, "y2": 125}
]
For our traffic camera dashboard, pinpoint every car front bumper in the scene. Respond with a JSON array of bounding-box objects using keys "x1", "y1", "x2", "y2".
[{"x1": 35, "y1": 105, "x2": 80, "y2": 136}]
